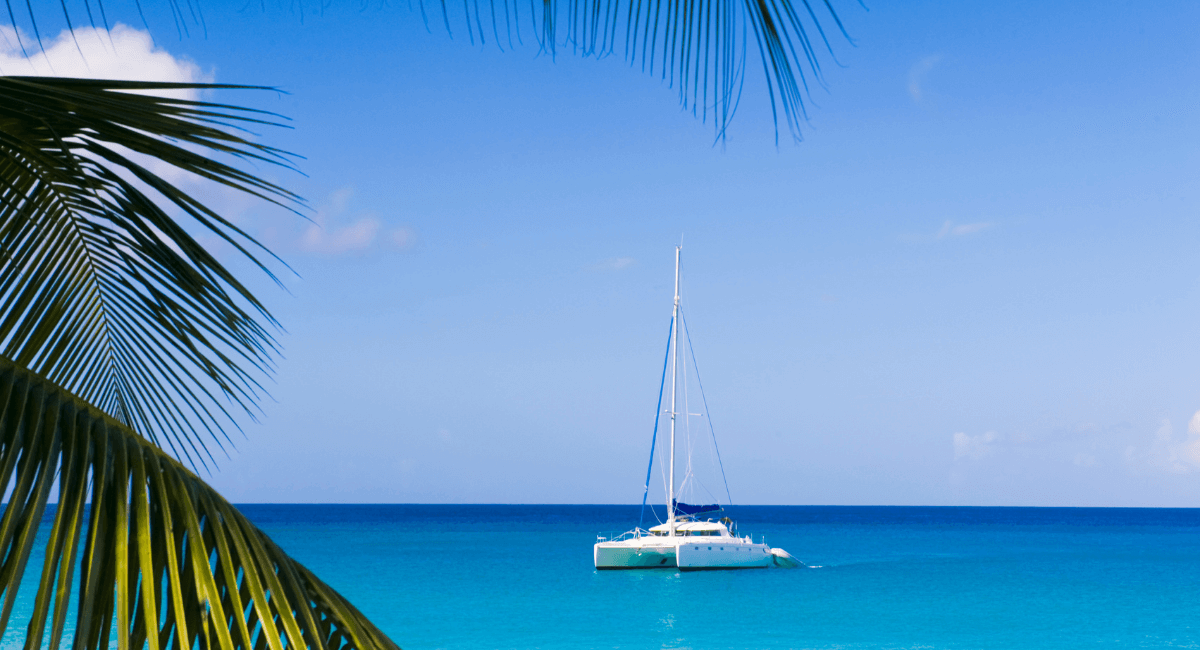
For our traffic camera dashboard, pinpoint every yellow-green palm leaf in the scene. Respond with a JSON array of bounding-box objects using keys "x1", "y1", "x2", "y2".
[
  {"x1": 0, "y1": 77, "x2": 398, "y2": 650},
  {"x1": 0, "y1": 358, "x2": 398, "y2": 650}
]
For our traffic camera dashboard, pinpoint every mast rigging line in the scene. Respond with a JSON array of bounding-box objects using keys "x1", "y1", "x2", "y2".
[
  {"x1": 639, "y1": 315, "x2": 675, "y2": 530},
  {"x1": 638, "y1": 250, "x2": 734, "y2": 530},
  {"x1": 680, "y1": 306, "x2": 734, "y2": 508}
]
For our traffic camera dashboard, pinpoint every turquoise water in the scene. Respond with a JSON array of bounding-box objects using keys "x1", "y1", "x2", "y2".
[
  {"x1": 3, "y1": 505, "x2": 1198, "y2": 649},
  {"x1": 241, "y1": 505, "x2": 1199, "y2": 650}
]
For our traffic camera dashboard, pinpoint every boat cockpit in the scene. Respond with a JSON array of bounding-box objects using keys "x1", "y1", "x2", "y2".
[{"x1": 647, "y1": 520, "x2": 731, "y2": 537}]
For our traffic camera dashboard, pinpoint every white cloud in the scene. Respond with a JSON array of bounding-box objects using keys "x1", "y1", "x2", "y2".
[
  {"x1": 302, "y1": 216, "x2": 380, "y2": 254},
  {"x1": 299, "y1": 187, "x2": 417, "y2": 256},
  {"x1": 908, "y1": 55, "x2": 940, "y2": 103},
  {"x1": 1184, "y1": 412, "x2": 1200, "y2": 465},
  {"x1": 1124, "y1": 416, "x2": 1200, "y2": 475},
  {"x1": 0, "y1": 24, "x2": 209, "y2": 98},
  {"x1": 594, "y1": 257, "x2": 636, "y2": 271},
  {"x1": 389, "y1": 227, "x2": 417, "y2": 251},
  {"x1": 902, "y1": 220, "x2": 995, "y2": 242},
  {"x1": 937, "y1": 220, "x2": 993, "y2": 239},
  {"x1": 0, "y1": 25, "x2": 294, "y2": 256},
  {"x1": 953, "y1": 431, "x2": 998, "y2": 461}
]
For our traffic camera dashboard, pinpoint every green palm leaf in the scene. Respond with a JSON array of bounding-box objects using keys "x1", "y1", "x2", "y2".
[
  {"x1": 0, "y1": 76, "x2": 298, "y2": 469},
  {"x1": 0, "y1": 357, "x2": 398, "y2": 650}
]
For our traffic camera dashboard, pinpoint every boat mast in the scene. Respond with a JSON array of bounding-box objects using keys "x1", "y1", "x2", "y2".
[{"x1": 668, "y1": 246, "x2": 681, "y2": 537}]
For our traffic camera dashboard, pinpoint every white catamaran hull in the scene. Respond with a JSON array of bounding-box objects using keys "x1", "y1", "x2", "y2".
[
  {"x1": 594, "y1": 541, "x2": 677, "y2": 569},
  {"x1": 591, "y1": 248, "x2": 803, "y2": 572},
  {"x1": 676, "y1": 542, "x2": 773, "y2": 570}
]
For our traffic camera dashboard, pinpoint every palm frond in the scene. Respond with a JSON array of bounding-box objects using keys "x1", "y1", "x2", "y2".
[
  {"x1": 434, "y1": 0, "x2": 851, "y2": 143},
  {"x1": 0, "y1": 76, "x2": 300, "y2": 469},
  {"x1": 10, "y1": 0, "x2": 849, "y2": 144},
  {"x1": 0, "y1": 357, "x2": 399, "y2": 650}
]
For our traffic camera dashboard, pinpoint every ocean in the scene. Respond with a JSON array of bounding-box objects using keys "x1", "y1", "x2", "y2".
[
  {"x1": 4, "y1": 505, "x2": 1199, "y2": 649},
  {"x1": 245, "y1": 505, "x2": 1199, "y2": 650}
]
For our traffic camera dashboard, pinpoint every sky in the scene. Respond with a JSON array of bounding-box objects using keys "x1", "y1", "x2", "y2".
[{"x1": 3, "y1": 0, "x2": 1199, "y2": 506}]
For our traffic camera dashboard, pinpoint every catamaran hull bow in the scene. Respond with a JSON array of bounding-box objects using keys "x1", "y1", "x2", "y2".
[
  {"x1": 770, "y1": 547, "x2": 803, "y2": 568},
  {"x1": 594, "y1": 542, "x2": 677, "y2": 569}
]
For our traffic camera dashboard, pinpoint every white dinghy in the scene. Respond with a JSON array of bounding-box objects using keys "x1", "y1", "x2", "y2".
[{"x1": 594, "y1": 246, "x2": 798, "y2": 571}]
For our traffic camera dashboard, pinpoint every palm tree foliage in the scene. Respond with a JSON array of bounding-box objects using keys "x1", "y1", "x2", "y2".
[
  {"x1": 0, "y1": 357, "x2": 397, "y2": 650},
  {"x1": 20, "y1": 0, "x2": 849, "y2": 142},
  {"x1": 0, "y1": 77, "x2": 293, "y2": 469},
  {"x1": 0, "y1": 77, "x2": 398, "y2": 649},
  {"x1": 458, "y1": 0, "x2": 852, "y2": 142}
]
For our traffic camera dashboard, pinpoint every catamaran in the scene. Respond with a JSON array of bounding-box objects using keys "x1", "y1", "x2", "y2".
[{"x1": 593, "y1": 246, "x2": 800, "y2": 571}]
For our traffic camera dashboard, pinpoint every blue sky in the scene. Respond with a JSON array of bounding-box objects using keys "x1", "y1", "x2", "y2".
[{"x1": 5, "y1": 0, "x2": 1200, "y2": 505}]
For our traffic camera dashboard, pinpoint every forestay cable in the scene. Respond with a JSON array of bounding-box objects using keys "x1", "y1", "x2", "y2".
[{"x1": 639, "y1": 315, "x2": 675, "y2": 530}]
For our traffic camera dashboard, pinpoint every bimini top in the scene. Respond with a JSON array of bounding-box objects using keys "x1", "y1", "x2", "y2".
[
  {"x1": 647, "y1": 520, "x2": 731, "y2": 537},
  {"x1": 672, "y1": 500, "x2": 721, "y2": 517}
]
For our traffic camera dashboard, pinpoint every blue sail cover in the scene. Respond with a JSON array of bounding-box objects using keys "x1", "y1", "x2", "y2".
[{"x1": 672, "y1": 499, "x2": 721, "y2": 517}]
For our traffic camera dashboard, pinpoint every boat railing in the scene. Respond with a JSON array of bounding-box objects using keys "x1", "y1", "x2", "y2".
[{"x1": 595, "y1": 528, "x2": 652, "y2": 542}]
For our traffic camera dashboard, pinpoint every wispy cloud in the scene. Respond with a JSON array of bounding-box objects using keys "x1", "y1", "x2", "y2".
[
  {"x1": 299, "y1": 187, "x2": 416, "y2": 256},
  {"x1": 301, "y1": 216, "x2": 380, "y2": 255},
  {"x1": 937, "y1": 220, "x2": 993, "y2": 239},
  {"x1": 593, "y1": 257, "x2": 636, "y2": 271},
  {"x1": 954, "y1": 431, "x2": 998, "y2": 461},
  {"x1": 1182, "y1": 413, "x2": 1200, "y2": 467},
  {"x1": 1124, "y1": 415, "x2": 1200, "y2": 475},
  {"x1": 390, "y1": 227, "x2": 416, "y2": 249},
  {"x1": 899, "y1": 220, "x2": 996, "y2": 243},
  {"x1": 908, "y1": 55, "x2": 940, "y2": 103}
]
